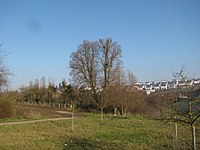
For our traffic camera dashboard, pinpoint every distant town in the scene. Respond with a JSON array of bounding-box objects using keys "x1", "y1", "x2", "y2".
[{"x1": 135, "y1": 78, "x2": 200, "y2": 95}]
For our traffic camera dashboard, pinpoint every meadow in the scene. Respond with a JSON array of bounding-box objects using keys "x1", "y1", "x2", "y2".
[{"x1": 0, "y1": 105, "x2": 199, "y2": 150}]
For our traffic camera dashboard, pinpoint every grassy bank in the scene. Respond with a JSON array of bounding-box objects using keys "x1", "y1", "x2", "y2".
[
  {"x1": 0, "y1": 113, "x2": 199, "y2": 149},
  {"x1": 0, "y1": 104, "x2": 72, "y2": 123}
]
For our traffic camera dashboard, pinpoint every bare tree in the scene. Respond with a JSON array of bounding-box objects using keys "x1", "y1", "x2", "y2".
[
  {"x1": 69, "y1": 38, "x2": 123, "y2": 108},
  {"x1": 170, "y1": 67, "x2": 200, "y2": 150},
  {"x1": 40, "y1": 76, "x2": 46, "y2": 88},
  {"x1": 109, "y1": 67, "x2": 126, "y2": 115},
  {"x1": 47, "y1": 81, "x2": 57, "y2": 104},
  {"x1": 98, "y1": 38, "x2": 122, "y2": 88},
  {"x1": 127, "y1": 69, "x2": 137, "y2": 85},
  {"x1": 111, "y1": 65, "x2": 126, "y2": 85},
  {"x1": 0, "y1": 44, "x2": 10, "y2": 89},
  {"x1": 69, "y1": 40, "x2": 99, "y2": 101}
]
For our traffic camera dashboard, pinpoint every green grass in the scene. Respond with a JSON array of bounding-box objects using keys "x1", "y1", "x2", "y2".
[{"x1": 0, "y1": 113, "x2": 199, "y2": 150}]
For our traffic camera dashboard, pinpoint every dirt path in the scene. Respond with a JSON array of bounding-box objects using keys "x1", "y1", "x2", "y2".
[
  {"x1": 0, "y1": 117, "x2": 73, "y2": 126},
  {"x1": 55, "y1": 111, "x2": 72, "y2": 114}
]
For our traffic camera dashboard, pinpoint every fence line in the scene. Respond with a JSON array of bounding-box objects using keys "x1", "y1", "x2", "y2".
[{"x1": 17, "y1": 101, "x2": 68, "y2": 108}]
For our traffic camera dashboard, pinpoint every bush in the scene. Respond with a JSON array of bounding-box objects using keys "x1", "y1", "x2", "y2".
[{"x1": 0, "y1": 92, "x2": 16, "y2": 118}]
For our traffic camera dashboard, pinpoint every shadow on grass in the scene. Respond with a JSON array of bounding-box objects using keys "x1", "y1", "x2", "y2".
[{"x1": 63, "y1": 137, "x2": 127, "y2": 150}]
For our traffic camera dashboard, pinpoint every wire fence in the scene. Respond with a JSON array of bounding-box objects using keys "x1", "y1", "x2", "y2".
[{"x1": 17, "y1": 101, "x2": 68, "y2": 108}]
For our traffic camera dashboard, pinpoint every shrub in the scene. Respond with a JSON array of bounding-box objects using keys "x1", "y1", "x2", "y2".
[{"x1": 0, "y1": 92, "x2": 16, "y2": 118}]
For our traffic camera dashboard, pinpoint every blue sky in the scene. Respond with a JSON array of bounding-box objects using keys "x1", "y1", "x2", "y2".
[{"x1": 0, "y1": 0, "x2": 200, "y2": 89}]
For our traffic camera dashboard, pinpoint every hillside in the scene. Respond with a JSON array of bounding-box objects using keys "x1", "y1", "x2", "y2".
[{"x1": 0, "y1": 106, "x2": 199, "y2": 149}]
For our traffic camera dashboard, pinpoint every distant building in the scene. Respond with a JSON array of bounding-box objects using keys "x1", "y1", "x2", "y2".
[
  {"x1": 168, "y1": 80, "x2": 176, "y2": 89},
  {"x1": 194, "y1": 79, "x2": 200, "y2": 85},
  {"x1": 134, "y1": 78, "x2": 200, "y2": 95},
  {"x1": 152, "y1": 82, "x2": 160, "y2": 91},
  {"x1": 160, "y1": 81, "x2": 168, "y2": 90},
  {"x1": 135, "y1": 82, "x2": 145, "y2": 90}
]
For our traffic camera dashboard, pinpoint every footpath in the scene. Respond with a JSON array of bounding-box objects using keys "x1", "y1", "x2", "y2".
[{"x1": 0, "y1": 117, "x2": 72, "y2": 126}]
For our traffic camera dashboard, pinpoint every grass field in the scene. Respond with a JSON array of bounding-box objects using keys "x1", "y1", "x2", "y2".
[
  {"x1": 0, "y1": 104, "x2": 73, "y2": 123},
  {"x1": 0, "y1": 105, "x2": 199, "y2": 149}
]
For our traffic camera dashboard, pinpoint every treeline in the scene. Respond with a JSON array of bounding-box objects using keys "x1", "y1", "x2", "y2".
[
  {"x1": 19, "y1": 77, "x2": 59, "y2": 105},
  {"x1": 4, "y1": 76, "x2": 176, "y2": 116}
]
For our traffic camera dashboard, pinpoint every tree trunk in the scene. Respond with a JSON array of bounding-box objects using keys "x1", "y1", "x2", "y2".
[
  {"x1": 71, "y1": 104, "x2": 74, "y2": 131},
  {"x1": 124, "y1": 107, "x2": 128, "y2": 117},
  {"x1": 101, "y1": 107, "x2": 103, "y2": 121},
  {"x1": 114, "y1": 107, "x2": 117, "y2": 116},
  {"x1": 191, "y1": 125, "x2": 196, "y2": 150},
  {"x1": 121, "y1": 105, "x2": 124, "y2": 116},
  {"x1": 175, "y1": 122, "x2": 178, "y2": 138}
]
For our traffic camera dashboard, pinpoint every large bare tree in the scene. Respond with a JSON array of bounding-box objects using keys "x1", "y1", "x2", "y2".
[
  {"x1": 69, "y1": 41, "x2": 101, "y2": 121},
  {"x1": 98, "y1": 38, "x2": 122, "y2": 87},
  {"x1": 69, "y1": 38, "x2": 123, "y2": 118},
  {"x1": 0, "y1": 44, "x2": 10, "y2": 90},
  {"x1": 69, "y1": 40, "x2": 99, "y2": 102}
]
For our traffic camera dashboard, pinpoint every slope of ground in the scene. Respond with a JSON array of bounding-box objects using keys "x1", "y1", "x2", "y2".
[
  {"x1": 0, "y1": 113, "x2": 199, "y2": 150},
  {"x1": 0, "y1": 104, "x2": 75, "y2": 123}
]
